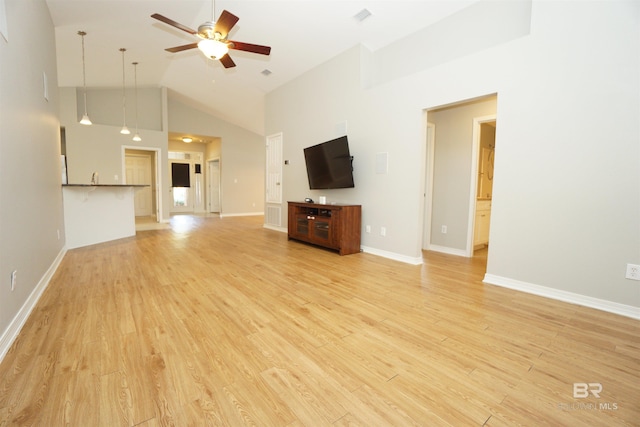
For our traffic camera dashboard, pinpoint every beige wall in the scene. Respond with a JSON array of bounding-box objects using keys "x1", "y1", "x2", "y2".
[
  {"x1": 266, "y1": 0, "x2": 640, "y2": 311},
  {"x1": 60, "y1": 86, "x2": 265, "y2": 219},
  {"x1": 168, "y1": 99, "x2": 265, "y2": 216},
  {"x1": 0, "y1": 0, "x2": 66, "y2": 354}
]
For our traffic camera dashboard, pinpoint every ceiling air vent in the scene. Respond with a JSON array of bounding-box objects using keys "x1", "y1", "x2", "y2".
[{"x1": 353, "y1": 8, "x2": 372, "y2": 22}]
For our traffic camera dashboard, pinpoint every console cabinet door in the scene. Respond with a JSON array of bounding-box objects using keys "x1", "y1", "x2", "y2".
[
  {"x1": 311, "y1": 217, "x2": 332, "y2": 246},
  {"x1": 295, "y1": 216, "x2": 310, "y2": 238}
]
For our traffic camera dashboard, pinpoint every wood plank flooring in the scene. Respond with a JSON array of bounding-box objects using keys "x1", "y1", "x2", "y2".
[{"x1": 0, "y1": 214, "x2": 638, "y2": 426}]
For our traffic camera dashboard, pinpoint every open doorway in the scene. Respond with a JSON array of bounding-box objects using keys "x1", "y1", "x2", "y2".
[{"x1": 422, "y1": 94, "x2": 497, "y2": 259}]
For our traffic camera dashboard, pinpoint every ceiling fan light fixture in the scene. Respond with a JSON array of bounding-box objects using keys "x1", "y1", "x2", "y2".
[
  {"x1": 197, "y1": 22, "x2": 218, "y2": 40},
  {"x1": 198, "y1": 38, "x2": 229, "y2": 59}
]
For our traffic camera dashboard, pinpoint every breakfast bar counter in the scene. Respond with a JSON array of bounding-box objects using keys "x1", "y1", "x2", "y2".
[{"x1": 62, "y1": 184, "x2": 146, "y2": 249}]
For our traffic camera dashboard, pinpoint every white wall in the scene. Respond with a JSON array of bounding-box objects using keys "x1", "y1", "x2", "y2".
[
  {"x1": 0, "y1": 0, "x2": 66, "y2": 355},
  {"x1": 266, "y1": 0, "x2": 640, "y2": 312}
]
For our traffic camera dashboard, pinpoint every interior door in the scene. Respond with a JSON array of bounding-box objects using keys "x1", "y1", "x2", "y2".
[
  {"x1": 125, "y1": 154, "x2": 153, "y2": 216},
  {"x1": 265, "y1": 133, "x2": 283, "y2": 227},
  {"x1": 170, "y1": 160, "x2": 193, "y2": 213}
]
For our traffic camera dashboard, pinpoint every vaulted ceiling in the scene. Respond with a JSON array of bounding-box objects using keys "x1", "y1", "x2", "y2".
[{"x1": 46, "y1": 0, "x2": 474, "y2": 134}]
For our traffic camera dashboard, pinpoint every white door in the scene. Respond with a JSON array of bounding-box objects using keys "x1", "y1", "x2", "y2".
[
  {"x1": 266, "y1": 133, "x2": 283, "y2": 204},
  {"x1": 170, "y1": 159, "x2": 193, "y2": 213},
  {"x1": 208, "y1": 159, "x2": 221, "y2": 213},
  {"x1": 125, "y1": 154, "x2": 153, "y2": 216},
  {"x1": 265, "y1": 133, "x2": 283, "y2": 227}
]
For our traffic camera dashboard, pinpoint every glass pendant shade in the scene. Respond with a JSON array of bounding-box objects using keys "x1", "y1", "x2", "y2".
[
  {"x1": 120, "y1": 126, "x2": 130, "y2": 135},
  {"x1": 80, "y1": 114, "x2": 92, "y2": 125},
  {"x1": 198, "y1": 39, "x2": 229, "y2": 59}
]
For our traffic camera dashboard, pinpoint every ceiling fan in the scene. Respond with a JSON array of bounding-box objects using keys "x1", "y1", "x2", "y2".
[{"x1": 151, "y1": 3, "x2": 271, "y2": 68}]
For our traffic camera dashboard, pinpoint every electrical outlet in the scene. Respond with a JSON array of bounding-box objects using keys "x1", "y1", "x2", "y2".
[
  {"x1": 441, "y1": 225, "x2": 447, "y2": 234},
  {"x1": 380, "y1": 227, "x2": 386, "y2": 237},
  {"x1": 625, "y1": 264, "x2": 640, "y2": 281},
  {"x1": 10, "y1": 270, "x2": 17, "y2": 291},
  {"x1": 365, "y1": 225, "x2": 371, "y2": 233}
]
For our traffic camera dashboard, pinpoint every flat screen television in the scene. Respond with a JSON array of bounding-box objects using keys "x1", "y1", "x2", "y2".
[{"x1": 304, "y1": 136, "x2": 354, "y2": 189}]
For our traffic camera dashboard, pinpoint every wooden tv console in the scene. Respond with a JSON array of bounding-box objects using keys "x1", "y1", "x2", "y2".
[{"x1": 287, "y1": 201, "x2": 361, "y2": 255}]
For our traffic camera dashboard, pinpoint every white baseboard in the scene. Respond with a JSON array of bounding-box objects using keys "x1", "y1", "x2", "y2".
[
  {"x1": 361, "y1": 246, "x2": 423, "y2": 265},
  {"x1": 263, "y1": 224, "x2": 287, "y2": 233},
  {"x1": 0, "y1": 247, "x2": 67, "y2": 362},
  {"x1": 426, "y1": 244, "x2": 469, "y2": 258},
  {"x1": 484, "y1": 274, "x2": 640, "y2": 320},
  {"x1": 220, "y1": 211, "x2": 264, "y2": 218}
]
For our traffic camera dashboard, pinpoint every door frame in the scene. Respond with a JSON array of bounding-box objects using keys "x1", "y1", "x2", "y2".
[
  {"x1": 122, "y1": 146, "x2": 162, "y2": 223},
  {"x1": 466, "y1": 114, "x2": 497, "y2": 256},
  {"x1": 207, "y1": 158, "x2": 221, "y2": 213},
  {"x1": 422, "y1": 122, "x2": 436, "y2": 251}
]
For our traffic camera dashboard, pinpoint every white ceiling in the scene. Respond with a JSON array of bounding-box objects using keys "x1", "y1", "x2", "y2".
[{"x1": 46, "y1": 0, "x2": 474, "y2": 134}]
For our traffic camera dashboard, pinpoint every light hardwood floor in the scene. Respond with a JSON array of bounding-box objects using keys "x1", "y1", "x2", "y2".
[{"x1": 1, "y1": 215, "x2": 638, "y2": 426}]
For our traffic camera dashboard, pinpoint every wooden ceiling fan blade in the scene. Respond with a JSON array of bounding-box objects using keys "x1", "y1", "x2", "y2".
[
  {"x1": 214, "y1": 10, "x2": 239, "y2": 38},
  {"x1": 219, "y1": 54, "x2": 236, "y2": 68},
  {"x1": 151, "y1": 13, "x2": 196, "y2": 35},
  {"x1": 166, "y1": 43, "x2": 198, "y2": 53},
  {"x1": 228, "y1": 41, "x2": 271, "y2": 56}
]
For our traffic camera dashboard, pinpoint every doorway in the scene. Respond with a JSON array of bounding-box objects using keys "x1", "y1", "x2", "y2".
[
  {"x1": 422, "y1": 95, "x2": 497, "y2": 258},
  {"x1": 169, "y1": 151, "x2": 205, "y2": 214},
  {"x1": 470, "y1": 117, "x2": 496, "y2": 255},
  {"x1": 170, "y1": 159, "x2": 194, "y2": 213},
  {"x1": 123, "y1": 146, "x2": 161, "y2": 223}
]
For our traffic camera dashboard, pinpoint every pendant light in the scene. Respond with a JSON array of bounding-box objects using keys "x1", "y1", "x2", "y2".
[
  {"x1": 78, "y1": 31, "x2": 92, "y2": 125},
  {"x1": 119, "y1": 48, "x2": 130, "y2": 135},
  {"x1": 132, "y1": 62, "x2": 141, "y2": 142}
]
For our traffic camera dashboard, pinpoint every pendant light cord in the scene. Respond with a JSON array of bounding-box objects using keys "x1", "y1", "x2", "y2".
[
  {"x1": 134, "y1": 62, "x2": 138, "y2": 131},
  {"x1": 79, "y1": 31, "x2": 89, "y2": 116},
  {"x1": 133, "y1": 62, "x2": 140, "y2": 140},
  {"x1": 120, "y1": 48, "x2": 127, "y2": 127}
]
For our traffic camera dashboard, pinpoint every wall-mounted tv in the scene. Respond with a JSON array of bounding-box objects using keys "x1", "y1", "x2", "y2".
[{"x1": 303, "y1": 136, "x2": 354, "y2": 189}]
